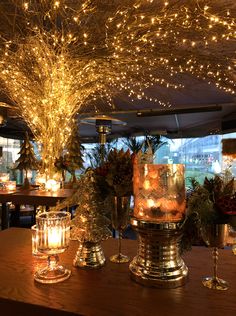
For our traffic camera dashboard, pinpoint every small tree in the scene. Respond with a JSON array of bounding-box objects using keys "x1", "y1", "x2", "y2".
[
  {"x1": 64, "y1": 128, "x2": 84, "y2": 182},
  {"x1": 14, "y1": 132, "x2": 39, "y2": 189}
]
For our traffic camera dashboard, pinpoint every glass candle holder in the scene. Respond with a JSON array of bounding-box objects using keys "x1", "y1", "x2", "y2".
[
  {"x1": 0, "y1": 173, "x2": 9, "y2": 183},
  {"x1": 133, "y1": 164, "x2": 186, "y2": 222},
  {"x1": 45, "y1": 179, "x2": 60, "y2": 192},
  {"x1": 5, "y1": 180, "x2": 16, "y2": 191},
  {"x1": 34, "y1": 211, "x2": 71, "y2": 284},
  {"x1": 31, "y1": 225, "x2": 47, "y2": 258}
]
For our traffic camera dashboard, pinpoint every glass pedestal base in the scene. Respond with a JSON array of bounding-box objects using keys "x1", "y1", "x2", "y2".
[
  {"x1": 110, "y1": 253, "x2": 130, "y2": 264},
  {"x1": 202, "y1": 277, "x2": 229, "y2": 291},
  {"x1": 34, "y1": 264, "x2": 71, "y2": 284}
]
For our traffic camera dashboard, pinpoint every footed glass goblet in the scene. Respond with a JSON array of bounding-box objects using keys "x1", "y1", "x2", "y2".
[
  {"x1": 201, "y1": 224, "x2": 229, "y2": 290},
  {"x1": 110, "y1": 196, "x2": 131, "y2": 264},
  {"x1": 34, "y1": 211, "x2": 71, "y2": 284}
]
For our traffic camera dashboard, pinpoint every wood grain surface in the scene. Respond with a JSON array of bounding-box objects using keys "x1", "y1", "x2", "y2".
[
  {"x1": 10, "y1": 188, "x2": 76, "y2": 206},
  {"x1": 0, "y1": 228, "x2": 235, "y2": 316}
]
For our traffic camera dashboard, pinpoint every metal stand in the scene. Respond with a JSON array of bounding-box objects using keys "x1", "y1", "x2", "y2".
[{"x1": 129, "y1": 218, "x2": 188, "y2": 288}]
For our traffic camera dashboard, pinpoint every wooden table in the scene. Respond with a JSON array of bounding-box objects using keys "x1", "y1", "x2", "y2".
[
  {"x1": 0, "y1": 228, "x2": 235, "y2": 316},
  {"x1": 0, "y1": 189, "x2": 76, "y2": 229},
  {"x1": 10, "y1": 188, "x2": 76, "y2": 207}
]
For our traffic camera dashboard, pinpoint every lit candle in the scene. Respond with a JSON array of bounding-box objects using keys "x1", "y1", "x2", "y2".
[
  {"x1": 45, "y1": 179, "x2": 60, "y2": 192},
  {"x1": 147, "y1": 199, "x2": 155, "y2": 208},
  {"x1": 48, "y1": 227, "x2": 62, "y2": 248},
  {"x1": 5, "y1": 181, "x2": 16, "y2": 191},
  {"x1": 0, "y1": 174, "x2": 9, "y2": 182},
  {"x1": 51, "y1": 182, "x2": 60, "y2": 192}
]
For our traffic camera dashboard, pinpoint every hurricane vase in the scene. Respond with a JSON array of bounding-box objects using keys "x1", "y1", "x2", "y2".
[
  {"x1": 34, "y1": 211, "x2": 71, "y2": 284},
  {"x1": 130, "y1": 163, "x2": 188, "y2": 288},
  {"x1": 133, "y1": 164, "x2": 186, "y2": 222}
]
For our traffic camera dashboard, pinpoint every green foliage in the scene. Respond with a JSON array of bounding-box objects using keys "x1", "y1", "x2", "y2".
[
  {"x1": 143, "y1": 134, "x2": 167, "y2": 154},
  {"x1": 104, "y1": 148, "x2": 133, "y2": 197},
  {"x1": 188, "y1": 175, "x2": 234, "y2": 225},
  {"x1": 181, "y1": 175, "x2": 235, "y2": 253},
  {"x1": 85, "y1": 141, "x2": 117, "y2": 168},
  {"x1": 122, "y1": 137, "x2": 143, "y2": 153},
  {"x1": 180, "y1": 212, "x2": 201, "y2": 254},
  {"x1": 123, "y1": 134, "x2": 167, "y2": 156}
]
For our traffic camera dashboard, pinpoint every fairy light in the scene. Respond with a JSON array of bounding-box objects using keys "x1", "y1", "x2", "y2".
[{"x1": 0, "y1": 0, "x2": 235, "y2": 176}]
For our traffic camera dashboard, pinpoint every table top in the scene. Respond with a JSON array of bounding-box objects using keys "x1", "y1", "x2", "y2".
[
  {"x1": 11, "y1": 188, "x2": 75, "y2": 198},
  {"x1": 0, "y1": 228, "x2": 235, "y2": 316},
  {"x1": 0, "y1": 189, "x2": 19, "y2": 201},
  {"x1": 8, "y1": 188, "x2": 76, "y2": 206}
]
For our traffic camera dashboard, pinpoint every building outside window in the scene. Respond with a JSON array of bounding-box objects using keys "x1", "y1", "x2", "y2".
[{"x1": 0, "y1": 132, "x2": 236, "y2": 187}]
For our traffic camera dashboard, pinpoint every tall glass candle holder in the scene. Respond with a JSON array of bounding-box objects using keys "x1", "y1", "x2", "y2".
[
  {"x1": 129, "y1": 163, "x2": 188, "y2": 288},
  {"x1": 31, "y1": 225, "x2": 47, "y2": 258},
  {"x1": 133, "y1": 163, "x2": 186, "y2": 222},
  {"x1": 34, "y1": 211, "x2": 71, "y2": 284}
]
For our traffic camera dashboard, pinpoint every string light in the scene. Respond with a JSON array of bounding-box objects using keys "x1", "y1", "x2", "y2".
[{"x1": 0, "y1": 0, "x2": 234, "y2": 176}]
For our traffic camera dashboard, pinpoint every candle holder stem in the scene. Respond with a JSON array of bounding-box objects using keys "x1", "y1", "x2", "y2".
[
  {"x1": 35, "y1": 254, "x2": 71, "y2": 284},
  {"x1": 48, "y1": 254, "x2": 59, "y2": 269}
]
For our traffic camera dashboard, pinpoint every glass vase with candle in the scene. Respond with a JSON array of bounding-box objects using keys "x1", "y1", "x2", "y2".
[
  {"x1": 34, "y1": 211, "x2": 71, "y2": 284},
  {"x1": 31, "y1": 225, "x2": 47, "y2": 258},
  {"x1": 129, "y1": 163, "x2": 188, "y2": 288}
]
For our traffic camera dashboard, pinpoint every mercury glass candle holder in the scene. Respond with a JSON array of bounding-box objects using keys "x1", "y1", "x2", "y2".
[
  {"x1": 34, "y1": 211, "x2": 71, "y2": 284},
  {"x1": 129, "y1": 163, "x2": 188, "y2": 288},
  {"x1": 133, "y1": 163, "x2": 186, "y2": 222}
]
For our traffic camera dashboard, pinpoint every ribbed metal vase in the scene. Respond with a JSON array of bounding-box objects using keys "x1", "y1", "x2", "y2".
[
  {"x1": 129, "y1": 218, "x2": 188, "y2": 288},
  {"x1": 73, "y1": 241, "x2": 106, "y2": 269}
]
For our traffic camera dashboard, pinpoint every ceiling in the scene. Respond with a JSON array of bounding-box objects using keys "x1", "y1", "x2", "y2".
[
  {"x1": 0, "y1": 1, "x2": 235, "y2": 142},
  {"x1": 76, "y1": 75, "x2": 236, "y2": 142},
  {"x1": 0, "y1": 75, "x2": 235, "y2": 142}
]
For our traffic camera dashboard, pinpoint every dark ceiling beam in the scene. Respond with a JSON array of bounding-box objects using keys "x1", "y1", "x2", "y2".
[
  {"x1": 78, "y1": 102, "x2": 235, "y2": 117},
  {"x1": 136, "y1": 105, "x2": 222, "y2": 117}
]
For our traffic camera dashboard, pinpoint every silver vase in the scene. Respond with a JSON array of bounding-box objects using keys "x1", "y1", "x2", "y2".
[{"x1": 73, "y1": 241, "x2": 106, "y2": 269}]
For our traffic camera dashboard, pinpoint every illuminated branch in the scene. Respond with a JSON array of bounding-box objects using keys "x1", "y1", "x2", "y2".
[{"x1": 0, "y1": 0, "x2": 235, "y2": 176}]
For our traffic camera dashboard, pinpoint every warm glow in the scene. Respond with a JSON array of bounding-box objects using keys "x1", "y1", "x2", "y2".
[
  {"x1": 133, "y1": 164, "x2": 186, "y2": 222},
  {"x1": 147, "y1": 199, "x2": 155, "y2": 208},
  {"x1": 0, "y1": 1, "x2": 234, "y2": 176},
  {"x1": 143, "y1": 180, "x2": 150, "y2": 190},
  {"x1": 48, "y1": 227, "x2": 63, "y2": 248},
  {"x1": 0, "y1": 173, "x2": 10, "y2": 183},
  {"x1": 5, "y1": 181, "x2": 16, "y2": 191},
  {"x1": 45, "y1": 179, "x2": 60, "y2": 192}
]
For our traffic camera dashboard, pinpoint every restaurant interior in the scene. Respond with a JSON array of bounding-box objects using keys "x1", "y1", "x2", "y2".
[{"x1": 0, "y1": 1, "x2": 235, "y2": 315}]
